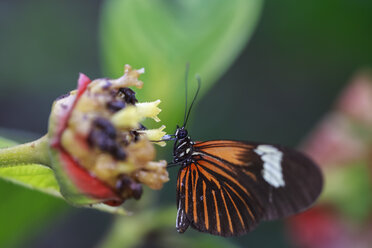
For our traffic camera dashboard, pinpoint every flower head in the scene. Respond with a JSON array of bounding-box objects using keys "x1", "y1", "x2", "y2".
[{"x1": 48, "y1": 65, "x2": 168, "y2": 206}]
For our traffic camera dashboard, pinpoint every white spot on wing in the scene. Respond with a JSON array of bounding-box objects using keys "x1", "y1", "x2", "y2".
[{"x1": 254, "y1": 145, "x2": 285, "y2": 188}]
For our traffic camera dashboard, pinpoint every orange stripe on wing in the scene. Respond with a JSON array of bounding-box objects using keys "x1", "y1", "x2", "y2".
[
  {"x1": 185, "y1": 167, "x2": 190, "y2": 214},
  {"x1": 204, "y1": 156, "x2": 234, "y2": 173},
  {"x1": 191, "y1": 165, "x2": 198, "y2": 223},
  {"x1": 197, "y1": 166, "x2": 221, "y2": 189},
  {"x1": 178, "y1": 168, "x2": 187, "y2": 191},
  {"x1": 242, "y1": 169, "x2": 257, "y2": 182},
  {"x1": 224, "y1": 183, "x2": 255, "y2": 221},
  {"x1": 203, "y1": 181, "x2": 209, "y2": 230},
  {"x1": 202, "y1": 155, "x2": 257, "y2": 182},
  {"x1": 220, "y1": 190, "x2": 234, "y2": 234},
  {"x1": 194, "y1": 140, "x2": 248, "y2": 148},
  {"x1": 212, "y1": 190, "x2": 221, "y2": 233},
  {"x1": 198, "y1": 160, "x2": 251, "y2": 198},
  {"x1": 225, "y1": 188, "x2": 245, "y2": 229},
  {"x1": 194, "y1": 141, "x2": 253, "y2": 166}
]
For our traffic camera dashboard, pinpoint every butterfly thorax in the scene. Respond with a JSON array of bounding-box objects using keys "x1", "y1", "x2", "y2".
[
  {"x1": 172, "y1": 127, "x2": 195, "y2": 166},
  {"x1": 173, "y1": 136, "x2": 195, "y2": 165}
]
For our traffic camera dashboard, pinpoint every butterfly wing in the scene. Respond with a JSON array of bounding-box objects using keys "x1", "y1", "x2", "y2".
[
  {"x1": 176, "y1": 140, "x2": 323, "y2": 236},
  {"x1": 255, "y1": 144, "x2": 324, "y2": 220},
  {"x1": 176, "y1": 159, "x2": 264, "y2": 236}
]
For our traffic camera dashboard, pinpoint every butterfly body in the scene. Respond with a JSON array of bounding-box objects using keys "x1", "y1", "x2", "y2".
[{"x1": 170, "y1": 127, "x2": 323, "y2": 237}]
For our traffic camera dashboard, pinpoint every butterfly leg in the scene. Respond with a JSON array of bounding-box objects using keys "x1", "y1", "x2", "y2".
[{"x1": 166, "y1": 162, "x2": 179, "y2": 168}]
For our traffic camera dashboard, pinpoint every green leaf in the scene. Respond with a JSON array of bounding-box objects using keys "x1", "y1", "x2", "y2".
[
  {"x1": 0, "y1": 164, "x2": 60, "y2": 197},
  {"x1": 0, "y1": 137, "x2": 65, "y2": 248},
  {"x1": 0, "y1": 136, "x2": 59, "y2": 194},
  {"x1": 100, "y1": 0, "x2": 263, "y2": 129},
  {"x1": 0, "y1": 136, "x2": 127, "y2": 215},
  {"x1": 0, "y1": 180, "x2": 65, "y2": 248}
]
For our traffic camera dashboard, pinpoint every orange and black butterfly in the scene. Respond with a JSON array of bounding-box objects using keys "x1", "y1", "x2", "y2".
[{"x1": 162, "y1": 72, "x2": 323, "y2": 237}]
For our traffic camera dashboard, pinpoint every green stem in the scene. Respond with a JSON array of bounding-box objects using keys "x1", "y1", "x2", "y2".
[{"x1": 0, "y1": 135, "x2": 51, "y2": 168}]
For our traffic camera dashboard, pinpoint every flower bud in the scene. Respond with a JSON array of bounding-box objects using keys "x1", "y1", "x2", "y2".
[{"x1": 48, "y1": 65, "x2": 168, "y2": 206}]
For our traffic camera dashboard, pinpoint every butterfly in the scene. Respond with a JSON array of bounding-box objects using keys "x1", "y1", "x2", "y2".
[{"x1": 162, "y1": 70, "x2": 323, "y2": 237}]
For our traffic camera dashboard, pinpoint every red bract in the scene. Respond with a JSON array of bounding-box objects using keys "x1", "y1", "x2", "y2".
[
  {"x1": 77, "y1": 73, "x2": 91, "y2": 98},
  {"x1": 288, "y1": 207, "x2": 350, "y2": 248},
  {"x1": 59, "y1": 150, "x2": 120, "y2": 202},
  {"x1": 50, "y1": 73, "x2": 92, "y2": 147},
  {"x1": 50, "y1": 73, "x2": 121, "y2": 205}
]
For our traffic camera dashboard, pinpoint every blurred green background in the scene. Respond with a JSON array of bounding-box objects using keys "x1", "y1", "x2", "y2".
[{"x1": 0, "y1": 0, "x2": 372, "y2": 247}]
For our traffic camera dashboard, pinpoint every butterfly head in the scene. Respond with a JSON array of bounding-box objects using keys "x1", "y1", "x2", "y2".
[
  {"x1": 175, "y1": 125, "x2": 188, "y2": 140},
  {"x1": 161, "y1": 125, "x2": 189, "y2": 142}
]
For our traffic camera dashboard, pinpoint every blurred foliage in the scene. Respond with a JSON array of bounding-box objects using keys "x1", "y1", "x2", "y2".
[
  {"x1": 322, "y1": 162, "x2": 372, "y2": 223},
  {"x1": 99, "y1": 207, "x2": 239, "y2": 248},
  {"x1": 100, "y1": 0, "x2": 263, "y2": 131},
  {"x1": 0, "y1": 137, "x2": 66, "y2": 248},
  {"x1": 192, "y1": 1, "x2": 372, "y2": 148},
  {"x1": 0, "y1": 0, "x2": 372, "y2": 247}
]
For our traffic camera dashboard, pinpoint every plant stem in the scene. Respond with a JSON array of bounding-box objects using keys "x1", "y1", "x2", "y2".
[{"x1": 0, "y1": 135, "x2": 51, "y2": 168}]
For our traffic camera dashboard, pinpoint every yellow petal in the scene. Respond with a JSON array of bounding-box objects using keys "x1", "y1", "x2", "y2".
[
  {"x1": 109, "y1": 65, "x2": 144, "y2": 89},
  {"x1": 136, "y1": 160, "x2": 169, "y2": 189},
  {"x1": 111, "y1": 105, "x2": 140, "y2": 129},
  {"x1": 141, "y1": 125, "x2": 167, "y2": 147},
  {"x1": 136, "y1": 100, "x2": 161, "y2": 122}
]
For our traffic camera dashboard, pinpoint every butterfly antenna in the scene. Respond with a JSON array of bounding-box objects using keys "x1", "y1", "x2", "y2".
[
  {"x1": 183, "y1": 63, "x2": 190, "y2": 127},
  {"x1": 183, "y1": 75, "x2": 201, "y2": 127}
]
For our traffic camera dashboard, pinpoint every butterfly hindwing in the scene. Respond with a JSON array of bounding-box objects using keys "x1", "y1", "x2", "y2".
[{"x1": 176, "y1": 165, "x2": 191, "y2": 233}]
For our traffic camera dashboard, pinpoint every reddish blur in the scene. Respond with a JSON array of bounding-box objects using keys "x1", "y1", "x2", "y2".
[{"x1": 287, "y1": 70, "x2": 372, "y2": 248}]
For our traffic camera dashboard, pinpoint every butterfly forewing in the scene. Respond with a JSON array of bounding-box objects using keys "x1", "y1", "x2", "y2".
[
  {"x1": 176, "y1": 140, "x2": 323, "y2": 236},
  {"x1": 256, "y1": 145, "x2": 323, "y2": 220}
]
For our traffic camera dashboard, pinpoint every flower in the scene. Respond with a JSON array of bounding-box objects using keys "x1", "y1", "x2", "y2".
[{"x1": 48, "y1": 65, "x2": 169, "y2": 206}]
